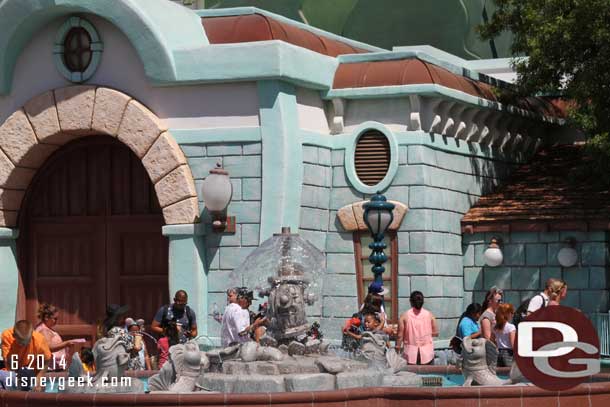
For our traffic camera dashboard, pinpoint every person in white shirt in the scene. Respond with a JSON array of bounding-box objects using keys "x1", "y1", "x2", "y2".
[
  {"x1": 526, "y1": 278, "x2": 555, "y2": 314},
  {"x1": 220, "y1": 289, "x2": 252, "y2": 347},
  {"x1": 494, "y1": 303, "x2": 516, "y2": 367}
]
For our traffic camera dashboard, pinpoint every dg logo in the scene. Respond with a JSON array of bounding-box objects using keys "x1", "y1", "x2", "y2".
[{"x1": 514, "y1": 305, "x2": 601, "y2": 391}]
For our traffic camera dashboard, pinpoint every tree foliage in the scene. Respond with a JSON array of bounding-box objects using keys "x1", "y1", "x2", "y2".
[
  {"x1": 480, "y1": 0, "x2": 610, "y2": 185},
  {"x1": 480, "y1": 0, "x2": 610, "y2": 135}
]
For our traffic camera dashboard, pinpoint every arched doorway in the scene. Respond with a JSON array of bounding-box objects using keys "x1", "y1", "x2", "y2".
[{"x1": 17, "y1": 136, "x2": 169, "y2": 342}]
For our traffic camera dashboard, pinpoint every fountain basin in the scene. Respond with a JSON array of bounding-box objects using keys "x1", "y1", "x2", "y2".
[{"x1": 5, "y1": 368, "x2": 610, "y2": 406}]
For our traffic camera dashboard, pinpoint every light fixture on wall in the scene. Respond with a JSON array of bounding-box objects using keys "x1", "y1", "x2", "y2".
[
  {"x1": 484, "y1": 237, "x2": 503, "y2": 267},
  {"x1": 201, "y1": 162, "x2": 236, "y2": 233},
  {"x1": 557, "y1": 237, "x2": 578, "y2": 268},
  {"x1": 363, "y1": 191, "x2": 395, "y2": 283}
]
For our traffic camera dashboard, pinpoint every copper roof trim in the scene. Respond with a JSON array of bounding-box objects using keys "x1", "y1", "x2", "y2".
[
  {"x1": 201, "y1": 14, "x2": 368, "y2": 57},
  {"x1": 332, "y1": 59, "x2": 566, "y2": 118}
]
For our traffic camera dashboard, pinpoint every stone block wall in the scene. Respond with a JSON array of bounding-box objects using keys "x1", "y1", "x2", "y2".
[
  {"x1": 316, "y1": 140, "x2": 518, "y2": 343},
  {"x1": 463, "y1": 231, "x2": 610, "y2": 314},
  {"x1": 300, "y1": 145, "x2": 356, "y2": 325},
  {"x1": 181, "y1": 142, "x2": 263, "y2": 340}
]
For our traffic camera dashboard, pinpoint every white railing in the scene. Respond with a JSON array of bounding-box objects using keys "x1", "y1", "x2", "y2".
[{"x1": 591, "y1": 312, "x2": 610, "y2": 357}]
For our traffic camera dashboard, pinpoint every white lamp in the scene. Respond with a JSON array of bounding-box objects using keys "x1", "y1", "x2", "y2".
[
  {"x1": 484, "y1": 237, "x2": 503, "y2": 267},
  {"x1": 201, "y1": 162, "x2": 235, "y2": 232},
  {"x1": 557, "y1": 238, "x2": 578, "y2": 268}
]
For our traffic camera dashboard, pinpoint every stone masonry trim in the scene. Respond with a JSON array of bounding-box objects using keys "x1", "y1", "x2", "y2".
[
  {"x1": 337, "y1": 200, "x2": 408, "y2": 232},
  {"x1": 0, "y1": 86, "x2": 198, "y2": 226}
]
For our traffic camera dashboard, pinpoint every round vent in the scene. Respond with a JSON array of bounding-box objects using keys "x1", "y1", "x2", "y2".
[{"x1": 354, "y1": 130, "x2": 391, "y2": 186}]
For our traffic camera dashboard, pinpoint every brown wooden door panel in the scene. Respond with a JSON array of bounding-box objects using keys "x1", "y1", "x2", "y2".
[
  {"x1": 107, "y1": 217, "x2": 169, "y2": 325},
  {"x1": 19, "y1": 136, "x2": 168, "y2": 342},
  {"x1": 29, "y1": 221, "x2": 106, "y2": 328}
]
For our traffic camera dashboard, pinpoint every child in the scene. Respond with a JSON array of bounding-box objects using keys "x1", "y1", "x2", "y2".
[
  {"x1": 494, "y1": 303, "x2": 516, "y2": 367},
  {"x1": 157, "y1": 321, "x2": 180, "y2": 369},
  {"x1": 341, "y1": 313, "x2": 362, "y2": 352},
  {"x1": 359, "y1": 313, "x2": 391, "y2": 365},
  {"x1": 80, "y1": 347, "x2": 95, "y2": 373},
  {"x1": 127, "y1": 320, "x2": 151, "y2": 370}
]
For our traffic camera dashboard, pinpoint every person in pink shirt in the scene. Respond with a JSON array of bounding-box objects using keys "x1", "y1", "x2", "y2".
[
  {"x1": 157, "y1": 321, "x2": 180, "y2": 369},
  {"x1": 34, "y1": 303, "x2": 80, "y2": 371},
  {"x1": 395, "y1": 291, "x2": 439, "y2": 364}
]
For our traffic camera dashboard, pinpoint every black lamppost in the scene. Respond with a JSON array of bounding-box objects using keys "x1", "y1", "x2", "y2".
[{"x1": 363, "y1": 191, "x2": 394, "y2": 284}]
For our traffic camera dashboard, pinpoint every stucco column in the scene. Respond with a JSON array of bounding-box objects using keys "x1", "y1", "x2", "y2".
[
  {"x1": 162, "y1": 224, "x2": 208, "y2": 341},
  {"x1": 0, "y1": 228, "x2": 19, "y2": 331},
  {"x1": 257, "y1": 80, "x2": 303, "y2": 241}
]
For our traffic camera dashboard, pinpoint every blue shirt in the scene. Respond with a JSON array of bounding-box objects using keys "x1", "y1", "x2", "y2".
[{"x1": 458, "y1": 317, "x2": 479, "y2": 339}]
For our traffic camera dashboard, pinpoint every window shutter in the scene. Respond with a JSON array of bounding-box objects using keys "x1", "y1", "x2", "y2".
[{"x1": 354, "y1": 130, "x2": 391, "y2": 186}]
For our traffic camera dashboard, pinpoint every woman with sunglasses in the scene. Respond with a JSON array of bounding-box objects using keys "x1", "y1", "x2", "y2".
[
  {"x1": 479, "y1": 286, "x2": 503, "y2": 342},
  {"x1": 34, "y1": 303, "x2": 80, "y2": 370}
]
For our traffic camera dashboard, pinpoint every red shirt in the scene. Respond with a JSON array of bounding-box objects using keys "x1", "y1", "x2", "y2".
[{"x1": 157, "y1": 337, "x2": 169, "y2": 369}]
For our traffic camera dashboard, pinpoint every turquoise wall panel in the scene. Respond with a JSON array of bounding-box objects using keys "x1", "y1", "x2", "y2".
[
  {"x1": 0, "y1": 230, "x2": 19, "y2": 331},
  {"x1": 463, "y1": 231, "x2": 610, "y2": 313},
  {"x1": 258, "y1": 80, "x2": 303, "y2": 241}
]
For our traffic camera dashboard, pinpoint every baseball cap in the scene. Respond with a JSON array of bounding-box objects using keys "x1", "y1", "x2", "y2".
[{"x1": 368, "y1": 281, "x2": 389, "y2": 296}]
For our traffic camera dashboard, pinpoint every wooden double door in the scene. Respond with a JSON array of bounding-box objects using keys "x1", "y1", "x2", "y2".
[{"x1": 18, "y1": 136, "x2": 169, "y2": 342}]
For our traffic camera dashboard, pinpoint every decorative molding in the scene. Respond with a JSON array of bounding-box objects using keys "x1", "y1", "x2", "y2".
[
  {"x1": 299, "y1": 129, "x2": 523, "y2": 164},
  {"x1": 162, "y1": 223, "x2": 207, "y2": 236},
  {"x1": 408, "y1": 95, "x2": 421, "y2": 131},
  {"x1": 0, "y1": 86, "x2": 199, "y2": 226},
  {"x1": 337, "y1": 200, "x2": 408, "y2": 232},
  {"x1": 170, "y1": 127, "x2": 262, "y2": 144},
  {"x1": 0, "y1": 227, "x2": 18, "y2": 240},
  {"x1": 324, "y1": 84, "x2": 564, "y2": 126},
  {"x1": 329, "y1": 98, "x2": 345, "y2": 135}
]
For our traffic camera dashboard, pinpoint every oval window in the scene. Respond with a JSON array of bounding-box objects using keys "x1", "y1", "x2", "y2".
[
  {"x1": 63, "y1": 27, "x2": 93, "y2": 73},
  {"x1": 54, "y1": 17, "x2": 103, "y2": 83},
  {"x1": 354, "y1": 130, "x2": 391, "y2": 186}
]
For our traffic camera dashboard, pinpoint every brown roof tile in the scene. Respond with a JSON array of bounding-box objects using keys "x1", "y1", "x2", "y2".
[
  {"x1": 462, "y1": 145, "x2": 610, "y2": 230},
  {"x1": 201, "y1": 14, "x2": 369, "y2": 57},
  {"x1": 332, "y1": 59, "x2": 498, "y2": 103}
]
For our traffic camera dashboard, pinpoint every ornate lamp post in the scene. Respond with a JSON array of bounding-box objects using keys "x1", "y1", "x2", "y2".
[{"x1": 363, "y1": 191, "x2": 395, "y2": 283}]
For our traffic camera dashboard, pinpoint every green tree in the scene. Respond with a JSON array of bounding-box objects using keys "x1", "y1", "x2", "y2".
[
  {"x1": 480, "y1": 0, "x2": 610, "y2": 134},
  {"x1": 480, "y1": 0, "x2": 610, "y2": 184}
]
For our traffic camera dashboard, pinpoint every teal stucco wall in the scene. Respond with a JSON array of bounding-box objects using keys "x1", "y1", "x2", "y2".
[
  {"x1": 302, "y1": 133, "x2": 525, "y2": 343},
  {"x1": 180, "y1": 141, "x2": 263, "y2": 343},
  {"x1": 463, "y1": 231, "x2": 610, "y2": 314}
]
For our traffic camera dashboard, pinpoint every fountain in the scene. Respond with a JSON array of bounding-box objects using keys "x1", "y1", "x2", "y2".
[
  {"x1": 7, "y1": 228, "x2": 610, "y2": 405},
  {"x1": 177, "y1": 227, "x2": 423, "y2": 392}
]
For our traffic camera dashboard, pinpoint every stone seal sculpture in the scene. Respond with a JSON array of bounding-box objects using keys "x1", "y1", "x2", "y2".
[
  {"x1": 66, "y1": 332, "x2": 144, "y2": 393},
  {"x1": 148, "y1": 340, "x2": 210, "y2": 392},
  {"x1": 460, "y1": 336, "x2": 509, "y2": 386}
]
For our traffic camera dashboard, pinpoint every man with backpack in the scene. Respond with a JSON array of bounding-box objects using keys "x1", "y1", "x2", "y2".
[
  {"x1": 513, "y1": 278, "x2": 556, "y2": 326},
  {"x1": 151, "y1": 290, "x2": 198, "y2": 343}
]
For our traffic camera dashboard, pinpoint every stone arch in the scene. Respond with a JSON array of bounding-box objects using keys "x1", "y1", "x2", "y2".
[{"x1": 0, "y1": 85, "x2": 199, "y2": 226}]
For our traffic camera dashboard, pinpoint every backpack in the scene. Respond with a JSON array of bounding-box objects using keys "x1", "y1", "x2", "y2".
[
  {"x1": 161, "y1": 304, "x2": 193, "y2": 328},
  {"x1": 513, "y1": 294, "x2": 546, "y2": 326}
]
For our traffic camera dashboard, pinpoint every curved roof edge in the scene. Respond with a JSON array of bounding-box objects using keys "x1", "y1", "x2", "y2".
[
  {"x1": 0, "y1": 0, "x2": 208, "y2": 95},
  {"x1": 197, "y1": 7, "x2": 385, "y2": 54}
]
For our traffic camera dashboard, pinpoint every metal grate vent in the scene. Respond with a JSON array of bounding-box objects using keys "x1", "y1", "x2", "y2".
[
  {"x1": 421, "y1": 376, "x2": 443, "y2": 387},
  {"x1": 354, "y1": 130, "x2": 391, "y2": 186}
]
